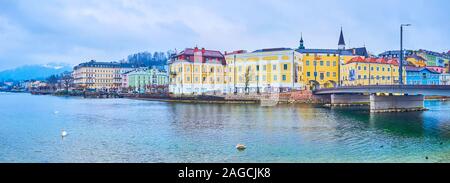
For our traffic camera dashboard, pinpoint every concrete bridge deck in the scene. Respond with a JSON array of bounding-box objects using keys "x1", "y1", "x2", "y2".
[{"x1": 314, "y1": 85, "x2": 450, "y2": 96}]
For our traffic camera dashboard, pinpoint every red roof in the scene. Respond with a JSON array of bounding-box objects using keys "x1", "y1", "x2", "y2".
[
  {"x1": 347, "y1": 56, "x2": 399, "y2": 66},
  {"x1": 173, "y1": 47, "x2": 226, "y2": 65}
]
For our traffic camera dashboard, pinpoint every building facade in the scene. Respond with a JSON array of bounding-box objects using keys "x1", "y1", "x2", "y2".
[
  {"x1": 224, "y1": 48, "x2": 303, "y2": 93},
  {"x1": 127, "y1": 68, "x2": 168, "y2": 93},
  {"x1": 296, "y1": 28, "x2": 361, "y2": 88},
  {"x1": 405, "y1": 66, "x2": 440, "y2": 85},
  {"x1": 440, "y1": 74, "x2": 450, "y2": 85},
  {"x1": 73, "y1": 60, "x2": 135, "y2": 91},
  {"x1": 169, "y1": 47, "x2": 227, "y2": 94},
  {"x1": 341, "y1": 57, "x2": 405, "y2": 86}
]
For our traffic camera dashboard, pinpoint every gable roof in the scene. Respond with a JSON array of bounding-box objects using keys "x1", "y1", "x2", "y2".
[
  {"x1": 347, "y1": 56, "x2": 400, "y2": 66},
  {"x1": 405, "y1": 66, "x2": 441, "y2": 74},
  {"x1": 252, "y1": 48, "x2": 293, "y2": 53},
  {"x1": 176, "y1": 48, "x2": 224, "y2": 58},
  {"x1": 296, "y1": 48, "x2": 354, "y2": 56},
  {"x1": 346, "y1": 47, "x2": 368, "y2": 57}
]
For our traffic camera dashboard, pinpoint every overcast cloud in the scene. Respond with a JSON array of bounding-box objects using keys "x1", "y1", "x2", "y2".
[{"x1": 0, "y1": 0, "x2": 449, "y2": 70}]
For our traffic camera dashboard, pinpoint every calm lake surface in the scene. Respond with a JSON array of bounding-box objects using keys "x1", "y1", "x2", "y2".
[{"x1": 0, "y1": 92, "x2": 449, "y2": 163}]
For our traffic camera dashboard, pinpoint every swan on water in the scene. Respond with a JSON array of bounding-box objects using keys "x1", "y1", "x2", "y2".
[
  {"x1": 61, "y1": 130, "x2": 68, "y2": 137},
  {"x1": 236, "y1": 144, "x2": 246, "y2": 150}
]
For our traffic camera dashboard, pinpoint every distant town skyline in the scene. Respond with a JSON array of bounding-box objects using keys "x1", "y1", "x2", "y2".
[{"x1": 0, "y1": 0, "x2": 449, "y2": 70}]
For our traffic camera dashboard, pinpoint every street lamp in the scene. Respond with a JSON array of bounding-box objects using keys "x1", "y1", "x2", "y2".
[{"x1": 399, "y1": 23, "x2": 411, "y2": 85}]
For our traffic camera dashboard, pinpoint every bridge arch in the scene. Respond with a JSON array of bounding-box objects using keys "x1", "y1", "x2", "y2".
[
  {"x1": 308, "y1": 80, "x2": 320, "y2": 90},
  {"x1": 324, "y1": 80, "x2": 337, "y2": 88}
]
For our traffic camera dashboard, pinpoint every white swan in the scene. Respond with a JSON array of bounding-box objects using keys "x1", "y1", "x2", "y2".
[{"x1": 61, "y1": 130, "x2": 68, "y2": 137}]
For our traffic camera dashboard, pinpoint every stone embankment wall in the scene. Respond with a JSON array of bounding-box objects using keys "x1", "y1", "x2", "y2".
[{"x1": 125, "y1": 90, "x2": 329, "y2": 104}]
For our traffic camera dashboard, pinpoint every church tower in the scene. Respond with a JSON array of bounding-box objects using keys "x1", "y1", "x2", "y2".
[
  {"x1": 338, "y1": 27, "x2": 346, "y2": 50},
  {"x1": 298, "y1": 33, "x2": 305, "y2": 50}
]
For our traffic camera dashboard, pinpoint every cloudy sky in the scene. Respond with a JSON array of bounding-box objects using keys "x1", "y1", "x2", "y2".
[{"x1": 0, "y1": 0, "x2": 449, "y2": 70}]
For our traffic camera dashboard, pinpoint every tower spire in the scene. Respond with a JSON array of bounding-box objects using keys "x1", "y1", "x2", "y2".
[
  {"x1": 299, "y1": 32, "x2": 305, "y2": 49},
  {"x1": 338, "y1": 27, "x2": 346, "y2": 50}
]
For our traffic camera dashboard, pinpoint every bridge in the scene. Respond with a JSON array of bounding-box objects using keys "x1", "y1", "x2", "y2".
[{"x1": 313, "y1": 85, "x2": 450, "y2": 113}]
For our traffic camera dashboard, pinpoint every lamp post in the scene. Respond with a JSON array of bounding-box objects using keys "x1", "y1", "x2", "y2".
[{"x1": 399, "y1": 24, "x2": 411, "y2": 85}]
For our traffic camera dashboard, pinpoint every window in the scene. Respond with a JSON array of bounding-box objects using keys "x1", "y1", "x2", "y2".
[
  {"x1": 326, "y1": 72, "x2": 330, "y2": 77},
  {"x1": 187, "y1": 77, "x2": 190, "y2": 81},
  {"x1": 320, "y1": 61, "x2": 324, "y2": 66},
  {"x1": 364, "y1": 75, "x2": 367, "y2": 79},
  {"x1": 273, "y1": 65, "x2": 277, "y2": 70},
  {"x1": 274, "y1": 75, "x2": 278, "y2": 81},
  {"x1": 314, "y1": 61, "x2": 317, "y2": 66},
  {"x1": 327, "y1": 61, "x2": 330, "y2": 66},
  {"x1": 358, "y1": 75, "x2": 361, "y2": 79},
  {"x1": 364, "y1": 66, "x2": 367, "y2": 70},
  {"x1": 306, "y1": 60, "x2": 310, "y2": 66},
  {"x1": 333, "y1": 72, "x2": 336, "y2": 77},
  {"x1": 263, "y1": 65, "x2": 267, "y2": 71},
  {"x1": 358, "y1": 66, "x2": 361, "y2": 70},
  {"x1": 377, "y1": 67, "x2": 380, "y2": 71},
  {"x1": 387, "y1": 68, "x2": 390, "y2": 72},
  {"x1": 256, "y1": 65, "x2": 260, "y2": 71},
  {"x1": 382, "y1": 68, "x2": 385, "y2": 71},
  {"x1": 376, "y1": 76, "x2": 380, "y2": 80},
  {"x1": 262, "y1": 75, "x2": 266, "y2": 81},
  {"x1": 239, "y1": 66, "x2": 242, "y2": 72},
  {"x1": 283, "y1": 64, "x2": 288, "y2": 70},
  {"x1": 320, "y1": 73, "x2": 324, "y2": 80},
  {"x1": 382, "y1": 76, "x2": 385, "y2": 80},
  {"x1": 333, "y1": 61, "x2": 336, "y2": 66},
  {"x1": 282, "y1": 75, "x2": 286, "y2": 81},
  {"x1": 307, "y1": 72, "x2": 311, "y2": 77}
]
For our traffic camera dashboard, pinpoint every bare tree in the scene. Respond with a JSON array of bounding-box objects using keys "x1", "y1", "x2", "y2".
[
  {"x1": 244, "y1": 66, "x2": 251, "y2": 94},
  {"x1": 61, "y1": 73, "x2": 74, "y2": 93}
]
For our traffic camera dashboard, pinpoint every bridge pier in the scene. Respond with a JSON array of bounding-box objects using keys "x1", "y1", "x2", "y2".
[
  {"x1": 369, "y1": 94, "x2": 426, "y2": 113},
  {"x1": 331, "y1": 94, "x2": 370, "y2": 106}
]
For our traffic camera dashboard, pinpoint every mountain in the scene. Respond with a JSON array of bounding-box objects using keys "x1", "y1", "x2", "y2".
[{"x1": 0, "y1": 63, "x2": 73, "y2": 82}]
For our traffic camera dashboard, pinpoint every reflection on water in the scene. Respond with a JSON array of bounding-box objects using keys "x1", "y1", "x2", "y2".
[{"x1": 0, "y1": 93, "x2": 449, "y2": 163}]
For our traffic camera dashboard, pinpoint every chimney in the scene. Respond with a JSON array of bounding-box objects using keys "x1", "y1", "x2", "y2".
[
  {"x1": 201, "y1": 48, "x2": 205, "y2": 53},
  {"x1": 194, "y1": 46, "x2": 199, "y2": 52}
]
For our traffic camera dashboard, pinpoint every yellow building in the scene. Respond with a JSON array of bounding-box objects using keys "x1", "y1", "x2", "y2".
[
  {"x1": 224, "y1": 48, "x2": 303, "y2": 93},
  {"x1": 341, "y1": 57, "x2": 406, "y2": 86},
  {"x1": 168, "y1": 47, "x2": 227, "y2": 94},
  {"x1": 73, "y1": 60, "x2": 135, "y2": 91},
  {"x1": 295, "y1": 28, "x2": 363, "y2": 89},
  {"x1": 406, "y1": 55, "x2": 427, "y2": 67}
]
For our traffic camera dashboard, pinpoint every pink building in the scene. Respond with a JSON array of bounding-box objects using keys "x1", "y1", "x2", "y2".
[{"x1": 426, "y1": 66, "x2": 445, "y2": 74}]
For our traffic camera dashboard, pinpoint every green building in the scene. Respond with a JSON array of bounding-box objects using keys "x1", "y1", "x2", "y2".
[{"x1": 127, "y1": 68, "x2": 169, "y2": 93}]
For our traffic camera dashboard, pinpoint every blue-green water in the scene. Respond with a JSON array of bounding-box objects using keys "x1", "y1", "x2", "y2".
[{"x1": 0, "y1": 92, "x2": 449, "y2": 163}]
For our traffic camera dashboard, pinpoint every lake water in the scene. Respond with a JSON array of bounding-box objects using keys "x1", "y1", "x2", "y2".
[{"x1": 0, "y1": 92, "x2": 449, "y2": 163}]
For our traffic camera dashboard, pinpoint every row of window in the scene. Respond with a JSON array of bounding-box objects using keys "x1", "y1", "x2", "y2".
[
  {"x1": 305, "y1": 60, "x2": 337, "y2": 67},
  {"x1": 354, "y1": 66, "x2": 396, "y2": 72},
  {"x1": 172, "y1": 74, "x2": 294, "y2": 83},
  {"x1": 343, "y1": 75, "x2": 394, "y2": 80},
  {"x1": 173, "y1": 64, "x2": 298, "y2": 73},
  {"x1": 81, "y1": 74, "x2": 121, "y2": 78},
  {"x1": 80, "y1": 69, "x2": 119, "y2": 73},
  {"x1": 306, "y1": 72, "x2": 337, "y2": 78}
]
